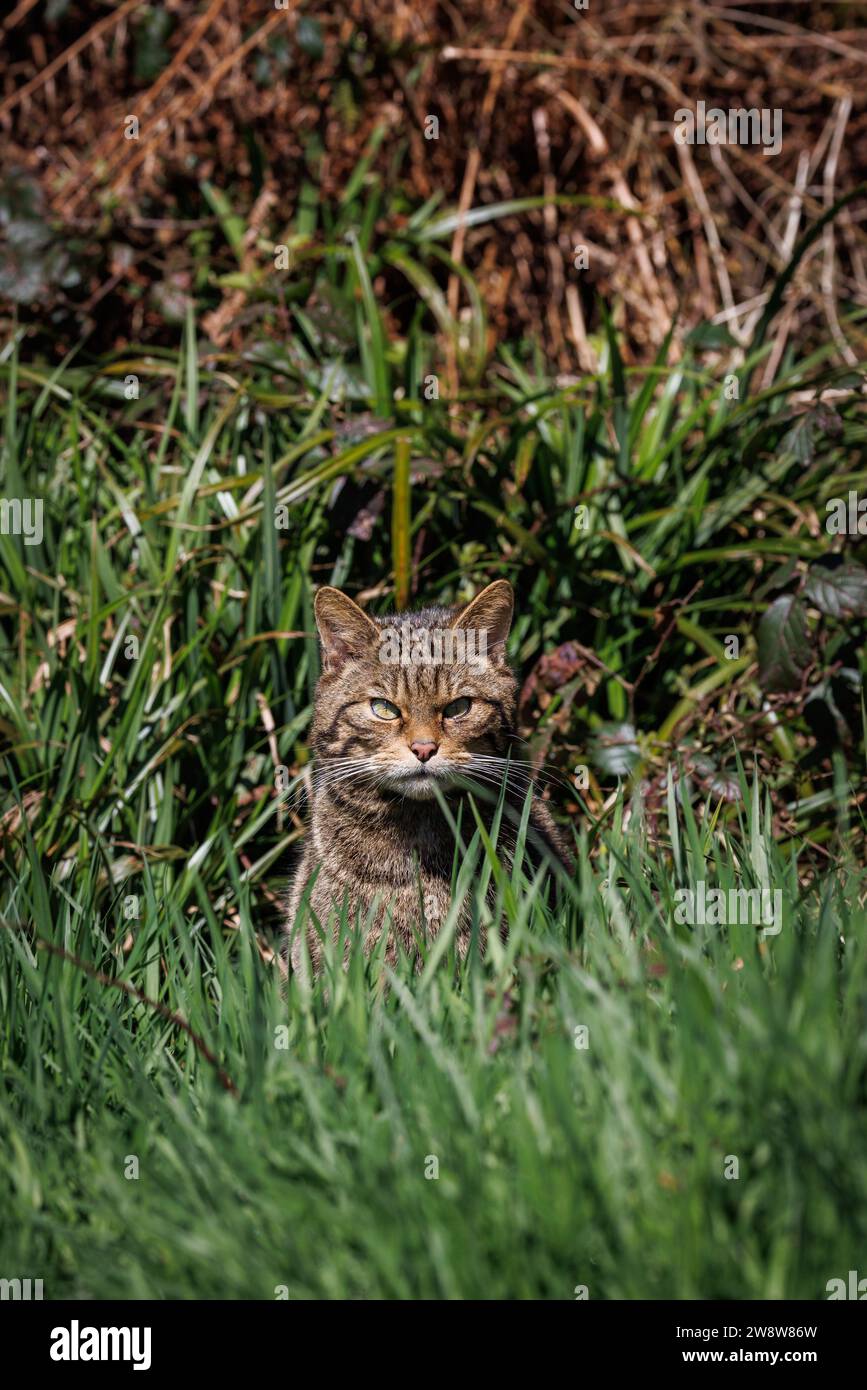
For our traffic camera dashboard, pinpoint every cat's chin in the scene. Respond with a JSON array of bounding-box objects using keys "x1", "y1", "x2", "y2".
[{"x1": 382, "y1": 767, "x2": 455, "y2": 800}]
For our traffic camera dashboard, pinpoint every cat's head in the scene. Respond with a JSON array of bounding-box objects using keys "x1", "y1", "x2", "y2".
[{"x1": 309, "y1": 581, "x2": 518, "y2": 800}]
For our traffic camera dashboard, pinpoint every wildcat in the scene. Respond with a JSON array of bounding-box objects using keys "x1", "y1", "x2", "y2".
[{"x1": 284, "y1": 579, "x2": 570, "y2": 978}]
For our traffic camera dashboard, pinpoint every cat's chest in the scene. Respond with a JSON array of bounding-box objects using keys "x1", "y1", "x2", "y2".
[{"x1": 315, "y1": 796, "x2": 455, "y2": 884}]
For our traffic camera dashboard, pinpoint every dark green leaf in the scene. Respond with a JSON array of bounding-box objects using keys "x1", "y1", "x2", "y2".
[
  {"x1": 804, "y1": 562, "x2": 867, "y2": 619},
  {"x1": 757, "y1": 595, "x2": 811, "y2": 692},
  {"x1": 685, "y1": 322, "x2": 737, "y2": 349},
  {"x1": 297, "y1": 16, "x2": 324, "y2": 60},
  {"x1": 134, "y1": 8, "x2": 174, "y2": 84},
  {"x1": 779, "y1": 414, "x2": 815, "y2": 465}
]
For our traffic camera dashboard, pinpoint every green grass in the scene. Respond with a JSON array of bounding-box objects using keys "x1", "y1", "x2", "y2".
[
  {"x1": 2, "y1": 211, "x2": 867, "y2": 1296},
  {"x1": 2, "y1": 770, "x2": 867, "y2": 1299}
]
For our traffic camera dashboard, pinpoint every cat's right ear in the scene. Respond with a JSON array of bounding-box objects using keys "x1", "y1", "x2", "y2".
[{"x1": 314, "y1": 587, "x2": 379, "y2": 672}]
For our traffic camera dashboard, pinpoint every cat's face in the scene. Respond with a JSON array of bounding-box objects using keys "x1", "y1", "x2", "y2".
[{"x1": 310, "y1": 581, "x2": 518, "y2": 800}]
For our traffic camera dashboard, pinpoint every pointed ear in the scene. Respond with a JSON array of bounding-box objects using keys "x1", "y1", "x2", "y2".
[
  {"x1": 451, "y1": 580, "x2": 514, "y2": 662},
  {"x1": 314, "y1": 587, "x2": 379, "y2": 672}
]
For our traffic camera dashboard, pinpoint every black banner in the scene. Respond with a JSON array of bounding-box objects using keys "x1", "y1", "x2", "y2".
[{"x1": 3, "y1": 1299, "x2": 864, "y2": 1374}]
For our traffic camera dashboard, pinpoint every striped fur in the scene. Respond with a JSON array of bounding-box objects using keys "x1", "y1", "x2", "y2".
[{"x1": 284, "y1": 580, "x2": 569, "y2": 977}]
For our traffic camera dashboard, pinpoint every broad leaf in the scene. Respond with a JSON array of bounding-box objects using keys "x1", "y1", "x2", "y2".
[
  {"x1": 757, "y1": 595, "x2": 811, "y2": 692},
  {"x1": 804, "y1": 562, "x2": 867, "y2": 619}
]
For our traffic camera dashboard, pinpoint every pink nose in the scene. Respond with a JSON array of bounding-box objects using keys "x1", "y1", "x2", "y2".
[{"x1": 410, "y1": 740, "x2": 438, "y2": 763}]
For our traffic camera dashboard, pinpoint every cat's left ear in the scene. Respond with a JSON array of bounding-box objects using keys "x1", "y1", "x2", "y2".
[{"x1": 451, "y1": 579, "x2": 514, "y2": 662}]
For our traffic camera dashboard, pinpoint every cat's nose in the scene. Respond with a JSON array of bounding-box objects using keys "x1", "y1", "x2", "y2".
[{"x1": 410, "y1": 740, "x2": 438, "y2": 763}]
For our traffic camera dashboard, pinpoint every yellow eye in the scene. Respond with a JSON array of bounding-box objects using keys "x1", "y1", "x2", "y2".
[
  {"x1": 371, "y1": 698, "x2": 401, "y2": 720},
  {"x1": 443, "y1": 697, "x2": 471, "y2": 718}
]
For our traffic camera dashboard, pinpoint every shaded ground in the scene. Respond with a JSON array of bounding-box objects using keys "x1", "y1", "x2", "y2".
[{"x1": 2, "y1": 1, "x2": 866, "y2": 371}]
